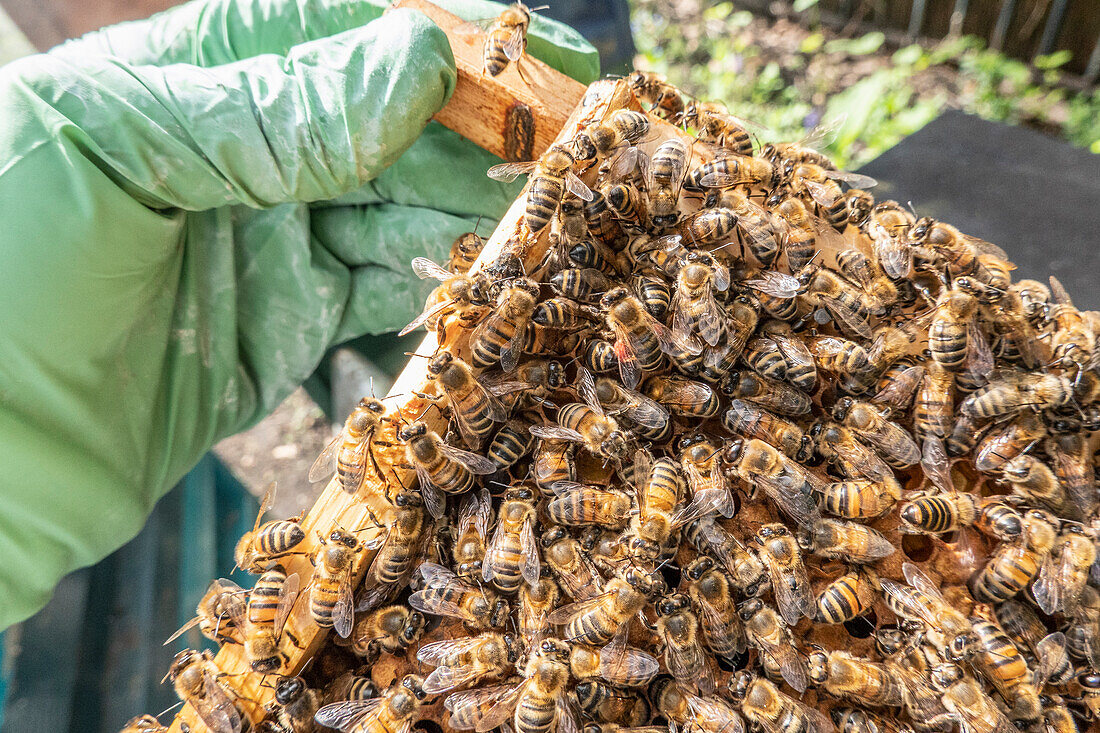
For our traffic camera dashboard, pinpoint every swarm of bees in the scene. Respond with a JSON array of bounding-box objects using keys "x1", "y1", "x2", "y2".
[{"x1": 126, "y1": 67, "x2": 1100, "y2": 733}]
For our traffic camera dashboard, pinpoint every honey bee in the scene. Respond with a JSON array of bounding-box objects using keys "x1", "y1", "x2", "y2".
[
  {"x1": 310, "y1": 397, "x2": 387, "y2": 494},
  {"x1": 416, "y1": 632, "x2": 524, "y2": 694},
  {"x1": 447, "y1": 231, "x2": 485, "y2": 275},
  {"x1": 820, "y1": 476, "x2": 901, "y2": 521},
  {"x1": 643, "y1": 375, "x2": 720, "y2": 419},
  {"x1": 165, "y1": 577, "x2": 247, "y2": 646},
  {"x1": 683, "y1": 556, "x2": 747, "y2": 659},
  {"x1": 445, "y1": 637, "x2": 575, "y2": 733},
  {"x1": 740, "y1": 597, "x2": 810, "y2": 693},
  {"x1": 234, "y1": 484, "x2": 306, "y2": 574},
  {"x1": 1047, "y1": 276, "x2": 1098, "y2": 372},
  {"x1": 471, "y1": 278, "x2": 541, "y2": 372},
  {"x1": 871, "y1": 358, "x2": 925, "y2": 415},
  {"x1": 655, "y1": 593, "x2": 715, "y2": 693},
  {"x1": 785, "y1": 162, "x2": 877, "y2": 231},
  {"x1": 879, "y1": 562, "x2": 976, "y2": 660},
  {"x1": 673, "y1": 433, "x2": 737, "y2": 524},
  {"x1": 357, "y1": 489, "x2": 430, "y2": 611},
  {"x1": 682, "y1": 102, "x2": 762, "y2": 157},
  {"x1": 531, "y1": 296, "x2": 595, "y2": 332},
  {"x1": 837, "y1": 249, "x2": 899, "y2": 317},
  {"x1": 541, "y1": 526, "x2": 605, "y2": 601},
  {"x1": 652, "y1": 677, "x2": 746, "y2": 733},
  {"x1": 1045, "y1": 432, "x2": 1098, "y2": 519},
  {"x1": 309, "y1": 528, "x2": 364, "y2": 638},
  {"x1": 547, "y1": 566, "x2": 659, "y2": 646},
  {"x1": 488, "y1": 145, "x2": 594, "y2": 234},
  {"x1": 796, "y1": 264, "x2": 874, "y2": 340},
  {"x1": 865, "y1": 201, "x2": 917, "y2": 279},
  {"x1": 816, "y1": 567, "x2": 879, "y2": 624},
  {"x1": 753, "y1": 523, "x2": 814, "y2": 627},
  {"x1": 724, "y1": 371, "x2": 812, "y2": 416},
  {"x1": 727, "y1": 670, "x2": 832, "y2": 733},
  {"x1": 912, "y1": 360, "x2": 954, "y2": 440},
  {"x1": 398, "y1": 422, "x2": 498, "y2": 519},
  {"x1": 743, "y1": 331, "x2": 816, "y2": 394},
  {"x1": 833, "y1": 397, "x2": 921, "y2": 468},
  {"x1": 423, "y1": 351, "x2": 508, "y2": 450},
  {"x1": 809, "y1": 421, "x2": 893, "y2": 484},
  {"x1": 518, "y1": 570, "x2": 561, "y2": 644},
  {"x1": 452, "y1": 488, "x2": 491, "y2": 581},
  {"x1": 680, "y1": 207, "x2": 739, "y2": 247},
  {"x1": 1065, "y1": 585, "x2": 1100, "y2": 669},
  {"x1": 704, "y1": 187, "x2": 786, "y2": 268},
  {"x1": 971, "y1": 509, "x2": 1058, "y2": 605},
  {"x1": 598, "y1": 286, "x2": 688, "y2": 389},
  {"x1": 575, "y1": 682, "x2": 651, "y2": 725},
  {"x1": 968, "y1": 617, "x2": 1060, "y2": 726},
  {"x1": 532, "y1": 437, "x2": 577, "y2": 494},
  {"x1": 548, "y1": 267, "x2": 612, "y2": 304},
  {"x1": 808, "y1": 649, "x2": 907, "y2": 709},
  {"x1": 632, "y1": 275, "x2": 672, "y2": 322},
  {"x1": 973, "y1": 413, "x2": 1046, "y2": 474},
  {"x1": 409, "y1": 562, "x2": 510, "y2": 630},
  {"x1": 585, "y1": 109, "x2": 651, "y2": 159},
  {"x1": 722, "y1": 399, "x2": 811, "y2": 461},
  {"x1": 805, "y1": 334, "x2": 873, "y2": 392},
  {"x1": 483, "y1": 486, "x2": 541, "y2": 593},
  {"x1": 683, "y1": 517, "x2": 766, "y2": 594},
  {"x1": 800, "y1": 517, "x2": 894, "y2": 564},
  {"x1": 619, "y1": 452, "x2": 682, "y2": 560},
  {"x1": 589, "y1": 373, "x2": 672, "y2": 443},
  {"x1": 346, "y1": 604, "x2": 425, "y2": 662},
  {"x1": 765, "y1": 188, "x2": 826, "y2": 272},
  {"x1": 1032, "y1": 521, "x2": 1096, "y2": 615},
  {"x1": 486, "y1": 420, "x2": 536, "y2": 473},
  {"x1": 670, "y1": 254, "x2": 731, "y2": 349},
  {"x1": 532, "y1": 395, "x2": 630, "y2": 464},
  {"x1": 568, "y1": 628, "x2": 661, "y2": 689},
  {"x1": 647, "y1": 138, "x2": 689, "y2": 228},
  {"x1": 313, "y1": 674, "x2": 430, "y2": 733},
  {"x1": 266, "y1": 676, "x2": 319, "y2": 733},
  {"x1": 960, "y1": 369, "x2": 1072, "y2": 420},
  {"x1": 163, "y1": 649, "x2": 243, "y2": 733},
  {"x1": 627, "y1": 71, "x2": 685, "y2": 120},
  {"x1": 899, "y1": 492, "x2": 1022, "y2": 541},
  {"x1": 320, "y1": 673, "x2": 383, "y2": 706},
  {"x1": 724, "y1": 437, "x2": 822, "y2": 529},
  {"x1": 399, "y1": 257, "x2": 489, "y2": 337},
  {"x1": 931, "y1": 668, "x2": 1019, "y2": 733}
]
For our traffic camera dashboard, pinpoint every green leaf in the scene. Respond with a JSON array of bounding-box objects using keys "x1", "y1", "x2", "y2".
[
  {"x1": 702, "y1": 2, "x2": 733, "y2": 21},
  {"x1": 793, "y1": 0, "x2": 819, "y2": 12},
  {"x1": 800, "y1": 32, "x2": 825, "y2": 54},
  {"x1": 1090, "y1": 140, "x2": 1100, "y2": 154},
  {"x1": 892, "y1": 44, "x2": 924, "y2": 66},
  {"x1": 1035, "y1": 50, "x2": 1072, "y2": 70},
  {"x1": 825, "y1": 31, "x2": 885, "y2": 55}
]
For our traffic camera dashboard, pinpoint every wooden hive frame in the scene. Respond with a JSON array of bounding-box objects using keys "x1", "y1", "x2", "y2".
[{"x1": 167, "y1": 2, "x2": 638, "y2": 729}]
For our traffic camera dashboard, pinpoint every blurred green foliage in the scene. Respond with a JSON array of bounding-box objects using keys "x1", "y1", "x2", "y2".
[{"x1": 630, "y1": 1, "x2": 1100, "y2": 166}]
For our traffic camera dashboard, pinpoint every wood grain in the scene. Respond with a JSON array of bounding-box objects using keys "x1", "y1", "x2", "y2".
[{"x1": 389, "y1": 0, "x2": 587, "y2": 162}]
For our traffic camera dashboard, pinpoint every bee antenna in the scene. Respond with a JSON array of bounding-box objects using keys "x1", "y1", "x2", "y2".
[
  {"x1": 155, "y1": 701, "x2": 184, "y2": 718},
  {"x1": 405, "y1": 352, "x2": 431, "y2": 359},
  {"x1": 473, "y1": 214, "x2": 484, "y2": 235}
]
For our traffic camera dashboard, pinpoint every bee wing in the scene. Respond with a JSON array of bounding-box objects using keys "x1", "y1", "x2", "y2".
[
  {"x1": 773, "y1": 333, "x2": 816, "y2": 379},
  {"x1": 831, "y1": 434, "x2": 894, "y2": 483},
  {"x1": 608, "y1": 320, "x2": 643, "y2": 390},
  {"x1": 1032, "y1": 548, "x2": 1063, "y2": 615},
  {"x1": 546, "y1": 590, "x2": 618, "y2": 627},
  {"x1": 399, "y1": 297, "x2": 455, "y2": 337},
  {"x1": 920, "y1": 436, "x2": 955, "y2": 493},
  {"x1": 760, "y1": 552, "x2": 814, "y2": 627},
  {"x1": 465, "y1": 488, "x2": 492, "y2": 539},
  {"x1": 1034, "y1": 631, "x2": 1067, "y2": 684},
  {"x1": 773, "y1": 644, "x2": 810, "y2": 694},
  {"x1": 823, "y1": 170, "x2": 878, "y2": 189},
  {"x1": 314, "y1": 698, "x2": 384, "y2": 732},
  {"x1": 502, "y1": 24, "x2": 525, "y2": 61},
  {"x1": 945, "y1": 690, "x2": 1017, "y2": 733},
  {"x1": 332, "y1": 572, "x2": 355, "y2": 638},
  {"x1": 609, "y1": 146, "x2": 640, "y2": 178},
  {"x1": 754, "y1": 472, "x2": 820, "y2": 529},
  {"x1": 873, "y1": 236, "x2": 912, "y2": 281},
  {"x1": 555, "y1": 697, "x2": 580, "y2": 733},
  {"x1": 521, "y1": 516, "x2": 541, "y2": 586},
  {"x1": 619, "y1": 390, "x2": 670, "y2": 430},
  {"x1": 530, "y1": 424, "x2": 586, "y2": 442},
  {"x1": 685, "y1": 693, "x2": 746, "y2": 733},
  {"x1": 600, "y1": 627, "x2": 660, "y2": 684},
  {"x1": 576, "y1": 367, "x2": 603, "y2": 415},
  {"x1": 445, "y1": 682, "x2": 525, "y2": 732},
  {"x1": 163, "y1": 616, "x2": 203, "y2": 646},
  {"x1": 698, "y1": 172, "x2": 754, "y2": 188},
  {"x1": 662, "y1": 631, "x2": 710, "y2": 688},
  {"x1": 797, "y1": 115, "x2": 844, "y2": 149},
  {"x1": 966, "y1": 322, "x2": 995, "y2": 380},
  {"x1": 487, "y1": 161, "x2": 538, "y2": 183},
  {"x1": 411, "y1": 257, "x2": 453, "y2": 281},
  {"x1": 744, "y1": 270, "x2": 800, "y2": 299},
  {"x1": 483, "y1": 511, "x2": 511, "y2": 584},
  {"x1": 424, "y1": 663, "x2": 487, "y2": 695},
  {"x1": 900, "y1": 561, "x2": 949, "y2": 602},
  {"x1": 308, "y1": 434, "x2": 341, "y2": 483},
  {"x1": 417, "y1": 636, "x2": 488, "y2": 666},
  {"x1": 273, "y1": 572, "x2": 300, "y2": 634},
  {"x1": 819, "y1": 296, "x2": 873, "y2": 340},
  {"x1": 803, "y1": 179, "x2": 840, "y2": 208},
  {"x1": 440, "y1": 442, "x2": 500, "y2": 475},
  {"x1": 499, "y1": 328, "x2": 527, "y2": 374},
  {"x1": 965, "y1": 235, "x2": 1009, "y2": 260},
  {"x1": 695, "y1": 594, "x2": 747, "y2": 655},
  {"x1": 414, "y1": 465, "x2": 446, "y2": 519},
  {"x1": 565, "y1": 171, "x2": 595, "y2": 201},
  {"x1": 554, "y1": 551, "x2": 605, "y2": 601},
  {"x1": 669, "y1": 289, "x2": 699, "y2": 351},
  {"x1": 1048, "y1": 275, "x2": 1074, "y2": 307},
  {"x1": 197, "y1": 673, "x2": 243, "y2": 733},
  {"x1": 872, "y1": 364, "x2": 924, "y2": 411}
]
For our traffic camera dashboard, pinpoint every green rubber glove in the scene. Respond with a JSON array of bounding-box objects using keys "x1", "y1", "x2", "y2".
[{"x1": 0, "y1": 0, "x2": 598, "y2": 630}]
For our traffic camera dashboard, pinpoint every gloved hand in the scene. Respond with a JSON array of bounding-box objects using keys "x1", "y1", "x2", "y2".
[{"x1": 0, "y1": 0, "x2": 598, "y2": 629}]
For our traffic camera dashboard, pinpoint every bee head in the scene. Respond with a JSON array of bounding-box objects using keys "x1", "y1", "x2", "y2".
[
  {"x1": 655, "y1": 593, "x2": 689, "y2": 616},
  {"x1": 930, "y1": 663, "x2": 964, "y2": 691},
  {"x1": 546, "y1": 360, "x2": 566, "y2": 389},
  {"x1": 274, "y1": 677, "x2": 305, "y2": 705},
  {"x1": 945, "y1": 633, "x2": 976, "y2": 662},
  {"x1": 540, "y1": 526, "x2": 567, "y2": 548},
  {"x1": 684, "y1": 556, "x2": 714, "y2": 580},
  {"x1": 398, "y1": 422, "x2": 428, "y2": 442},
  {"x1": 831, "y1": 397, "x2": 855, "y2": 422},
  {"x1": 503, "y1": 633, "x2": 525, "y2": 663},
  {"x1": 726, "y1": 670, "x2": 753, "y2": 703},
  {"x1": 402, "y1": 674, "x2": 429, "y2": 700},
  {"x1": 490, "y1": 599, "x2": 511, "y2": 629},
  {"x1": 737, "y1": 597, "x2": 763, "y2": 622},
  {"x1": 600, "y1": 287, "x2": 629, "y2": 308},
  {"x1": 538, "y1": 638, "x2": 571, "y2": 661},
  {"x1": 394, "y1": 489, "x2": 422, "y2": 508}
]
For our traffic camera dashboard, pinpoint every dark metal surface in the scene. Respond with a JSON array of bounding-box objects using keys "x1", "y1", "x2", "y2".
[{"x1": 858, "y1": 109, "x2": 1100, "y2": 308}]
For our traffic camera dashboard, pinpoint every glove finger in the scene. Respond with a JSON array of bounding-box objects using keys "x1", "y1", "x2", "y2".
[
  {"x1": 310, "y1": 202, "x2": 480, "y2": 339},
  {"x1": 7, "y1": 9, "x2": 454, "y2": 212},
  {"x1": 53, "y1": 0, "x2": 597, "y2": 83}
]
